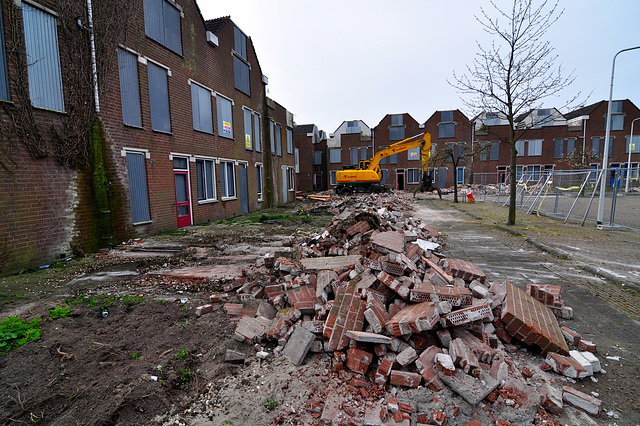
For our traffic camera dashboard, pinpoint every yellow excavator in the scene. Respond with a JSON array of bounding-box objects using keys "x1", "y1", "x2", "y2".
[{"x1": 335, "y1": 132, "x2": 432, "y2": 195}]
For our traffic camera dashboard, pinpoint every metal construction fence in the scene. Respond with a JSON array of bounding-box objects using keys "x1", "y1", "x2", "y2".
[{"x1": 471, "y1": 168, "x2": 640, "y2": 230}]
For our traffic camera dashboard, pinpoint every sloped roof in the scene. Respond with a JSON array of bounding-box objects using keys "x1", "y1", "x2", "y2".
[
  {"x1": 205, "y1": 16, "x2": 231, "y2": 34},
  {"x1": 564, "y1": 101, "x2": 605, "y2": 120},
  {"x1": 294, "y1": 124, "x2": 316, "y2": 134}
]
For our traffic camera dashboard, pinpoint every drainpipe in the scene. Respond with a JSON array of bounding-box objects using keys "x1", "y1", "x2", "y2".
[
  {"x1": 87, "y1": 0, "x2": 100, "y2": 113},
  {"x1": 582, "y1": 116, "x2": 588, "y2": 166}
]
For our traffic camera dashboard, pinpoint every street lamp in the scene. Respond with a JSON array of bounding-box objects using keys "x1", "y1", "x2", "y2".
[
  {"x1": 597, "y1": 45, "x2": 640, "y2": 227},
  {"x1": 626, "y1": 117, "x2": 640, "y2": 193}
]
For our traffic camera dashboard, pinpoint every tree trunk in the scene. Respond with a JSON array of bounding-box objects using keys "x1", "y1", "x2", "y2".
[{"x1": 508, "y1": 130, "x2": 517, "y2": 225}]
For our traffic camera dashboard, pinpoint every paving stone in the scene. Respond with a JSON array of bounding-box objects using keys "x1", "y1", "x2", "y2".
[
  {"x1": 500, "y1": 281, "x2": 569, "y2": 355},
  {"x1": 563, "y1": 386, "x2": 602, "y2": 417},
  {"x1": 301, "y1": 255, "x2": 362, "y2": 272},
  {"x1": 438, "y1": 368, "x2": 500, "y2": 405},
  {"x1": 283, "y1": 324, "x2": 316, "y2": 366},
  {"x1": 346, "y1": 330, "x2": 393, "y2": 344}
]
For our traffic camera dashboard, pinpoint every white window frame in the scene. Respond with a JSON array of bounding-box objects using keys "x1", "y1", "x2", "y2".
[
  {"x1": 527, "y1": 139, "x2": 542, "y2": 156},
  {"x1": 195, "y1": 156, "x2": 217, "y2": 203},
  {"x1": 256, "y1": 162, "x2": 263, "y2": 201},
  {"x1": 407, "y1": 168, "x2": 420, "y2": 184},
  {"x1": 218, "y1": 158, "x2": 237, "y2": 200},
  {"x1": 287, "y1": 128, "x2": 294, "y2": 154},
  {"x1": 287, "y1": 167, "x2": 295, "y2": 191},
  {"x1": 330, "y1": 170, "x2": 337, "y2": 186}
]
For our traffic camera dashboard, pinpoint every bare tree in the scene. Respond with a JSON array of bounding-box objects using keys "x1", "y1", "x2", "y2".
[{"x1": 450, "y1": 0, "x2": 580, "y2": 225}]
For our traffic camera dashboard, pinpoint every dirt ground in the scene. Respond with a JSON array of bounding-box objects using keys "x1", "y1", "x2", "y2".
[{"x1": 0, "y1": 196, "x2": 638, "y2": 425}]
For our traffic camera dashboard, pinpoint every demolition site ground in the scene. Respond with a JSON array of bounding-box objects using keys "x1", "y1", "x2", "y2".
[{"x1": 0, "y1": 194, "x2": 638, "y2": 426}]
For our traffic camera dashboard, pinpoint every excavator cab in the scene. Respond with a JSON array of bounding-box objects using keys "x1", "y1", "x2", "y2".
[{"x1": 359, "y1": 160, "x2": 371, "y2": 170}]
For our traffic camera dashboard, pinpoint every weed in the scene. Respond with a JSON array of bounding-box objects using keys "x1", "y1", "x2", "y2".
[
  {"x1": 175, "y1": 346, "x2": 189, "y2": 360},
  {"x1": 224, "y1": 420, "x2": 233, "y2": 424},
  {"x1": 174, "y1": 320, "x2": 188, "y2": 329},
  {"x1": 156, "y1": 365, "x2": 163, "y2": 372},
  {"x1": 49, "y1": 306, "x2": 72, "y2": 319},
  {"x1": 131, "y1": 352, "x2": 144, "y2": 360},
  {"x1": 177, "y1": 367, "x2": 192, "y2": 386},
  {"x1": 0, "y1": 317, "x2": 42, "y2": 354},
  {"x1": 265, "y1": 398, "x2": 278, "y2": 411}
]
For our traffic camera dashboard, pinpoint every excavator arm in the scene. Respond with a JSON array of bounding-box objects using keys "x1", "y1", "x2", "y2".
[{"x1": 366, "y1": 132, "x2": 432, "y2": 179}]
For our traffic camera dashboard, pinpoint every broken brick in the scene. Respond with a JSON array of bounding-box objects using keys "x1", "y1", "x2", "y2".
[{"x1": 389, "y1": 370, "x2": 422, "y2": 388}]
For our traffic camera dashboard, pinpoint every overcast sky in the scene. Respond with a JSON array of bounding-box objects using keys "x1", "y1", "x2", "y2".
[{"x1": 199, "y1": 0, "x2": 640, "y2": 134}]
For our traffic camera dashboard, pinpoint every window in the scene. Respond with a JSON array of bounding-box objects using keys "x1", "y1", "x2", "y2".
[
  {"x1": 497, "y1": 166, "x2": 507, "y2": 183},
  {"x1": 480, "y1": 142, "x2": 487, "y2": 161},
  {"x1": 543, "y1": 165, "x2": 554, "y2": 177},
  {"x1": 125, "y1": 151, "x2": 151, "y2": 224},
  {"x1": 117, "y1": 48, "x2": 142, "y2": 126},
  {"x1": 441, "y1": 111, "x2": 453, "y2": 122},
  {"x1": 191, "y1": 82, "x2": 213, "y2": 133},
  {"x1": 196, "y1": 158, "x2": 216, "y2": 202},
  {"x1": 604, "y1": 101, "x2": 624, "y2": 131},
  {"x1": 535, "y1": 109, "x2": 551, "y2": 128},
  {"x1": 485, "y1": 113, "x2": 500, "y2": 126},
  {"x1": 589, "y1": 164, "x2": 599, "y2": 183},
  {"x1": 607, "y1": 136, "x2": 614, "y2": 157},
  {"x1": 243, "y1": 108, "x2": 253, "y2": 149},
  {"x1": 256, "y1": 163, "x2": 263, "y2": 201},
  {"x1": 254, "y1": 113, "x2": 261, "y2": 151},
  {"x1": 628, "y1": 162, "x2": 639, "y2": 180},
  {"x1": 391, "y1": 114, "x2": 403, "y2": 126},
  {"x1": 516, "y1": 140, "x2": 525, "y2": 157},
  {"x1": 389, "y1": 125, "x2": 405, "y2": 141},
  {"x1": 592, "y1": 137, "x2": 600, "y2": 156},
  {"x1": 407, "y1": 147, "x2": 420, "y2": 161},
  {"x1": 527, "y1": 165, "x2": 541, "y2": 181},
  {"x1": 516, "y1": 165, "x2": 524, "y2": 180},
  {"x1": 456, "y1": 167, "x2": 465, "y2": 184},
  {"x1": 490, "y1": 141, "x2": 499, "y2": 161},
  {"x1": 330, "y1": 171, "x2": 337, "y2": 185},
  {"x1": 360, "y1": 147, "x2": 368, "y2": 161},
  {"x1": 528, "y1": 139, "x2": 542, "y2": 156},
  {"x1": 329, "y1": 148, "x2": 341, "y2": 163},
  {"x1": 276, "y1": 123, "x2": 282, "y2": 156},
  {"x1": 147, "y1": 62, "x2": 170, "y2": 132},
  {"x1": 438, "y1": 123, "x2": 455, "y2": 138},
  {"x1": 554, "y1": 138, "x2": 564, "y2": 159},
  {"x1": 295, "y1": 148, "x2": 299, "y2": 173},
  {"x1": 22, "y1": 3, "x2": 64, "y2": 111},
  {"x1": 270, "y1": 121, "x2": 275, "y2": 153},
  {"x1": 216, "y1": 95, "x2": 233, "y2": 138},
  {"x1": 389, "y1": 153, "x2": 398, "y2": 164},
  {"x1": 234, "y1": 26, "x2": 247, "y2": 59},
  {"x1": 233, "y1": 56, "x2": 250, "y2": 96},
  {"x1": 407, "y1": 169, "x2": 420, "y2": 184},
  {"x1": 313, "y1": 151, "x2": 322, "y2": 165},
  {"x1": 143, "y1": 0, "x2": 182, "y2": 54},
  {"x1": 350, "y1": 147, "x2": 359, "y2": 165},
  {"x1": 346, "y1": 120, "x2": 360, "y2": 134},
  {"x1": 567, "y1": 138, "x2": 575, "y2": 157},
  {"x1": 287, "y1": 167, "x2": 295, "y2": 191},
  {"x1": 626, "y1": 135, "x2": 640, "y2": 153},
  {"x1": 287, "y1": 128, "x2": 293, "y2": 154},
  {"x1": 219, "y1": 160, "x2": 236, "y2": 199},
  {"x1": 0, "y1": 5, "x2": 9, "y2": 101}
]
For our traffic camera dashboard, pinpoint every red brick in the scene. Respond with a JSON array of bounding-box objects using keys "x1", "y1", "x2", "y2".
[
  {"x1": 323, "y1": 281, "x2": 366, "y2": 351},
  {"x1": 346, "y1": 347, "x2": 373, "y2": 374},
  {"x1": 445, "y1": 258, "x2": 486, "y2": 283},
  {"x1": 389, "y1": 370, "x2": 422, "y2": 388},
  {"x1": 386, "y1": 301, "x2": 440, "y2": 336},
  {"x1": 578, "y1": 339, "x2": 597, "y2": 353},
  {"x1": 410, "y1": 283, "x2": 473, "y2": 306},
  {"x1": 441, "y1": 302, "x2": 493, "y2": 327},
  {"x1": 286, "y1": 285, "x2": 317, "y2": 314}
]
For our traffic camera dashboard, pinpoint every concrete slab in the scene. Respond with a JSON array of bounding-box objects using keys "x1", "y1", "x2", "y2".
[
  {"x1": 438, "y1": 368, "x2": 500, "y2": 405},
  {"x1": 301, "y1": 255, "x2": 362, "y2": 272},
  {"x1": 283, "y1": 325, "x2": 315, "y2": 366}
]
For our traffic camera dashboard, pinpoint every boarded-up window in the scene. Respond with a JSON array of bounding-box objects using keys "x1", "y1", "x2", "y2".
[
  {"x1": 191, "y1": 82, "x2": 212, "y2": 133},
  {"x1": 126, "y1": 152, "x2": 151, "y2": 224},
  {"x1": 244, "y1": 108, "x2": 253, "y2": 150},
  {"x1": 147, "y1": 62, "x2": 170, "y2": 132},
  {"x1": 276, "y1": 123, "x2": 282, "y2": 156},
  {"x1": 554, "y1": 138, "x2": 564, "y2": 159},
  {"x1": 254, "y1": 113, "x2": 261, "y2": 151},
  {"x1": 490, "y1": 141, "x2": 500, "y2": 161},
  {"x1": 389, "y1": 126, "x2": 405, "y2": 140},
  {"x1": 234, "y1": 56, "x2": 250, "y2": 95},
  {"x1": 287, "y1": 128, "x2": 293, "y2": 154},
  {"x1": 216, "y1": 96, "x2": 233, "y2": 138},
  {"x1": 143, "y1": 0, "x2": 182, "y2": 54},
  {"x1": 22, "y1": 3, "x2": 64, "y2": 111},
  {"x1": 117, "y1": 48, "x2": 142, "y2": 126},
  {"x1": 0, "y1": 6, "x2": 9, "y2": 101}
]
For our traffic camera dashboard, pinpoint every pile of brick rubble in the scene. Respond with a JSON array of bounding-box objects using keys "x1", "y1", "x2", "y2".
[{"x1": 194, "y1": 194, "x2": 605, "y2": 425}]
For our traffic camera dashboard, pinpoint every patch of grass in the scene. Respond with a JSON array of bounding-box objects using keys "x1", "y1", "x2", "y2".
[
  {"x1": 158, "y1": 228, "x2": 189, "y2": 236},
  {"x1": 65, "y1": 294, "x2": 144, "y2": 311},
  {"x1": 131, "y1": 352, "x2": 144, "y2": 360},
  {"x1": 49, "y1": 306, "x2": 72, "y2": 319},
  {"x1": 175, "y1": 346, "x2": 190, "y2": 360},
  {"x1": 177, "y1": 367, "x2": 192, "y2": 386},
  {"x1": 0, "y1": 316, "x2": 42, "y2": 354},
  {"x1": 265, "y1": 398, "x2": 278, "y2": 411}
]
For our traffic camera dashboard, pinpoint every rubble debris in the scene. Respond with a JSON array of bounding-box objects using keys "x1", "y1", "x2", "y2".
[
  {"x1": 202, "y1": 193, "x2": 602, "y2": 423},
  {"x1": 562, "y1": 386, "x2": 602, "y2": 417}
]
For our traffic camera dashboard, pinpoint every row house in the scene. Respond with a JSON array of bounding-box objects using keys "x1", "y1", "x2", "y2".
[
  {"x1": 294, "y1": 124, "x2": 327, "y2": 192},
  {"x1": 0, "y1": 0, "x2": 295, "y2": 273},
  {"x1": 472, "y1": 100, "x2": 640, "y2": 186},
  {"x1": 326, "y1": 120, "x2": 373, "y2": 188}
]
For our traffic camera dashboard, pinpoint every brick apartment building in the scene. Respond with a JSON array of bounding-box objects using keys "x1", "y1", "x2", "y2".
[
  {"x1": 326, "y1": 120, "x2": 372, "y2": 188},
  {"x1": 294, "y1": 124, "x2": 327, "y2": 192},
  {"x1": 471, "y1": 100, "x2": 640, "y2": 185},
  {"x1": 0, "y1": 0, "x2": 295, "y2": 273}
]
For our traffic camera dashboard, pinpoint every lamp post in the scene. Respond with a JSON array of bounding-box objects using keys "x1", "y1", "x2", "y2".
[
  {"x1": 626, "y1": 117, "x2": 640, "y2": 193},
  {"x1": 597, "y1": 46, "x2": 640, "y2": 227}
]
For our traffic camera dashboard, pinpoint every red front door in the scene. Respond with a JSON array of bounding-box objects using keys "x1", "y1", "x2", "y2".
[{"x1": 174, "y1": 171, "x2": 191, "y2": 228}]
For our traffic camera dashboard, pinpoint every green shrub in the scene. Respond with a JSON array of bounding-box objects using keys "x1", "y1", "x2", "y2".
[
  {"x1": 49, "y1": 306, "x2": 72, "y2": 319},
  {"x1": 0, "y1": 317, "x2": 42, "y2": 354}
]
